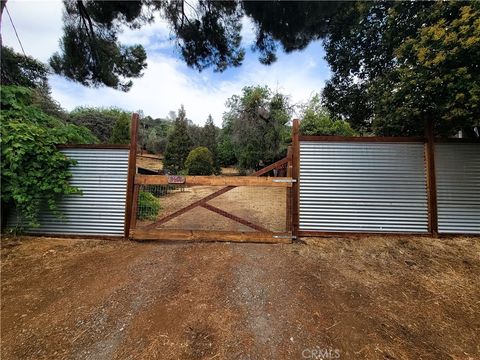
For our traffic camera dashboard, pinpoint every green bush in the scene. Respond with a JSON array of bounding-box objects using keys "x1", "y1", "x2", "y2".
[
  {"x1": 184, "y1": 147, "x2": 214, "y2": 175},
  {"x1": 137, "y1": 191, "x2": 161, "y2": 220}
]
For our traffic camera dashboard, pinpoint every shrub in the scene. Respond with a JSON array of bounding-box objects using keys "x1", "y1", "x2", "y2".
[
  {"x1": 137, "y1": 191, "x2": 161, "y2": 220},
  {"x1": 184, "y1": 147, "x2": 214, "y2": 175}
]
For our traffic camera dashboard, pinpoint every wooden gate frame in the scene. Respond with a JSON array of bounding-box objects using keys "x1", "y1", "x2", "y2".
[
  {"x1": 129, "y1": 173, "x2": 293, "y2": 242},
  {"x1": 124, "y1": 115, "x2": 294, "y2": 243}
]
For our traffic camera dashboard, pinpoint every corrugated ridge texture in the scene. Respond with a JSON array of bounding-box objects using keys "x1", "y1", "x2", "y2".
[
  {"x1": 9, "y1": 148, "x2": 129, "y2": 235},
  {"x1": 435, "y1": 143, "x2": 480, "y2": 234},
  {"x1": 299, "y1": 142, "x2": 428, "y2": 233}
]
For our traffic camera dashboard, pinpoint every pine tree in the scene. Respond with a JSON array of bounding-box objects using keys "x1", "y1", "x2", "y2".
[
  {"x1": 163, "y1": 106, "x2": 193, "y2": 174},
  {"x1": 201, "y1": 115, "x2": 219, "y2": 173}
]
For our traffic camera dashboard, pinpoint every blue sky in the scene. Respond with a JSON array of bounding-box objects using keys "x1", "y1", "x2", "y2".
[{"x1": 2, "y1": 0, "x2": 331, "y2": 126}]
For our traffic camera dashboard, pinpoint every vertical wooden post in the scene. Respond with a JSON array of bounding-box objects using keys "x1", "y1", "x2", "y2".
[
  {"x1": 425, "y1": 119, "x2": 438, "y2": 236},
  {"x1": 124, "y1": 113, "x2": 139, "y2": 239},
  {"x1": 292, "y1": 119, "x2": 300, "y2": 239},
  {"x1": 286, "y1": 146, "x2": 293, "y2": 232},
  {"x1": 130, "y1": 184, "x2": 140, "y2": 234}
]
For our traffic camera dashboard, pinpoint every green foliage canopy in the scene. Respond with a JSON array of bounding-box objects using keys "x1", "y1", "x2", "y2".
[
  {"x1": 222, "y1": 86, "x2": 292, "y2": 170},
  {"x1": 1, "y1": 46, "x2": 49, "y2": 89},
  {"x1": 163, "y1": 106, "x2": 193, "y2": 174},
  {"x1": 50, "y1": 1, "x2": 343, "y2": 90},
  {"x1": 1, "y1": 86, "x2": 98, "y2": 227},
  {"x1": 50, "y1": 0, "x2": 479, "y2": 138},
  {"x1": 200, "y1": 115, "x2": 219, "y2": 173},
  {"x1": 370, "y1": 4, "x2": 480, "y2": 137},
  {"x1": 217, "y1": 127, "x2": 237, "y2": 167},
  {"x1": 300, "y1": 95, "x2": 356, "y2": 136},
  {"x1": 109, "y1": 112, "x2": 131, "y2": 143},
  {"x1": 68, "y1": 107, "x2": 129, "y2": 143},
  {"x1": 50, "y1": 0, "x2": 147, "y2": 91},
  {"x1": 322, "y1": 2, "x2": 480, "y2": 136},
  {"x1": 138, "y1": 116, "x2": 172, "y2": 154}
]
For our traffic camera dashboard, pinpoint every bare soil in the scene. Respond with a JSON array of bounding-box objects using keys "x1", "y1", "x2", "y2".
[{"x1": 1, "y1": 235, "x2": 479, "y2": 359}]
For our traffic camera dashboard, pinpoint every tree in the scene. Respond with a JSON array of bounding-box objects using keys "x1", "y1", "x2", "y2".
[
  {"x1": 48, "y1": 1, "x2": 343, "y2": 90},
  {"x1": 109, "y1": 112, "x2": 131, "y2": 143},
  {"x1": 201, "y1": 115, "x2": 219, "y2": 172},
  {"x1": 1, "y1": 46, "x2": 69, "y2": 121},
  {"x1": 49, "y1": 1, "x2": 148, "y2": 91},
  {"x1": 300, "y1": 95, "x2": 356, "y2": 136},
  {"x1": 145, "y1": 128, "x2": 166, "y2": 154},
  {"x1": 187, "y1": 122, "x2": 203, "y2": 149},
  {"x1": 138, "y1": 115, "x2": 173, "y2": 153},
  {"x1": 223, "y1": 86, "x2": 292, "y2": 170},
  {"x1": 217, "y1": 127, "x2": 236, "y2": 167},
  {"x1": 184, "y1": 147, "x2": 214, "y2": 175},
  {"x1": 163, "y1": 105, "x2": 193, "y2": 174},
  {"x1": 322, "y1": 2, "x2": 480, "y2": 136},
  {"x1": 1, "y1": 86, "x2": 97, "y2": 227},
  {"x1": 68, "y1": 107, "x2": 129, "y2": 143},
  {"x1": 1, "y1": 46, "x2": 49, "y2": 89},
  {"x1": 371, "y1": 4, "x2": 480, "y2": 137}
]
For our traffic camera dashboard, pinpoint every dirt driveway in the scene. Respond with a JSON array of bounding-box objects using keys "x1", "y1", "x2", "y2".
[{"x1": 1, "y1": 235, "x2": 479, "y2": 359}]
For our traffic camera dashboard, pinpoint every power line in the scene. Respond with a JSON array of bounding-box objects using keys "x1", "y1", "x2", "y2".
[{"x1": 4, "y1": 4, "x2": 26, "y2": 57}]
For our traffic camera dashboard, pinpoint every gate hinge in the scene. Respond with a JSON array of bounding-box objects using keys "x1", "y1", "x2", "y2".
[{"x1": 272, "y1": 179, "x2": 297, "y2": 183}]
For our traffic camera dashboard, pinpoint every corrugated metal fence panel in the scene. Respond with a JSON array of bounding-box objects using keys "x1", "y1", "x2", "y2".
[
  {"x1": 299, "y1": 141, "x2": 428, "y2": 233},
  {"x1": 435, "y1": 143, "x2": 480, "y2": 234},
  {"x1": 9, "y1": 148, "x2": 129, "y2": 236}
]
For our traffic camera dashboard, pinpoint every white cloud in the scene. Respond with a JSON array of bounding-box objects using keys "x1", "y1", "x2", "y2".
[
  {"x1": 51, "y1": 47, "x2": 328, "y2": 126},
  {"x1": 1, "y1": 0, "x2": 63, "y2": 62},
  {"x1": 118, "y1": 14, "x2": 172, "y2": 52},
  {"x1": 2, "y1": 1, "x2": 330, "y2": 126}
]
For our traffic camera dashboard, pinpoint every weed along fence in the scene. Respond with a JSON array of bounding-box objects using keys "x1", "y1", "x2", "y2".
[{"x1": 8, "y1": 114, "x2": 479, "y2": 241}]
